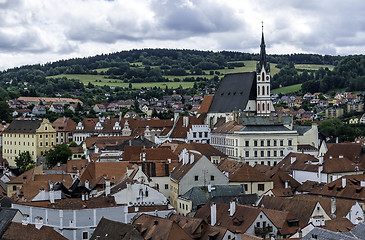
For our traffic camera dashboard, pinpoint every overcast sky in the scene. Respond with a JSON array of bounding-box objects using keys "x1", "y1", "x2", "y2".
[{"x1": 1, "y1": 0, "x2": 365, "y2": 70}]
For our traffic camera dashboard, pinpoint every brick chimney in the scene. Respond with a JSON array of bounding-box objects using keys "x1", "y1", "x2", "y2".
[{"x1": 210, "y1": 202, "x2": 216, "y2": 226}]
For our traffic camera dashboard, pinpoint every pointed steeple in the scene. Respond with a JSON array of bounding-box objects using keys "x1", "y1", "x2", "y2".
[{"x1": 257, "y1": 22, "x2": 269, "y2": 73}]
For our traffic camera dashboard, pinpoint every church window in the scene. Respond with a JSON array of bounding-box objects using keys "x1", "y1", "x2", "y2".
[
  {"x1": 262, "y1": 72, "x2": 265, "y2": 81},
  {"x1": 267, "y1": 103, "x2": 270, "y2": 111},
  {"x1": 258, "y1": 88, "x2": 260, "y2": 96},
  {"x1": 262, "y1": 86, "x2": 265, "y2": 95},
  {"x1": 266, "y1": 76, "x2": 269, "y2": 81},
  {"x1": 262, "y1": 103, "x2": 265, "y2": 111},
  {"x1": 267, "y1": 86, "x2": 269, "y2": 94}
]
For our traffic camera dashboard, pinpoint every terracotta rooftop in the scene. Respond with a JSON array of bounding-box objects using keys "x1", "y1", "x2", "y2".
[
  {"x1": 198, "y1": 95, "x2": 214, "y2": 114},
  {"x1": 169, "y1": 116, "x2": 204, "y2": 139},
  {"x1": 218, "y1": 159, "x2": 271, "y2": 182},
  {"x1": 132, "y1": 214, "x2": 194, "y2": 240},
  {"x1": 195, "y1": 201, "x2": 299, "y2": 236},
  {"x1": 16, "y1": 195, "x2": 117, "y2": 209},
  {"x1": 18, "y1": 96, "x2": 82, "y2": 104},
  {"x1": 171, "y1": 142, "x2": 227, "y2": 158},
  {"x1": 170, "y1": 154, "x2": 204, "y2": 182},
  {"x1": 66, "y1": 159, "x2": 89, "y2": 173},
  {"x1": 52, "y1": 117, "x2": 76, "y2": 132},
  {"x1": 309, "y1": 175, "x2": 365, "y2": 202},
  {"x1": 212, "y1": 121, "x2": 243, "y2": 134},
  {"x1": 80, "y1": 162, "x2": 133, "y2": 187},
  {"x1": 324, "y1": 217, "x2": 355, "y2": 232},
  {"x1": 2, "y1": 222, "x2": 67, "y2": 240}
]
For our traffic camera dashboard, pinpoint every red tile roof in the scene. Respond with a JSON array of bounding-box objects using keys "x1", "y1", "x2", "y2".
[
  {"x1": 2, "y1": 222, "x2": 67, "y2": 240},
  {"x1": 218, "y1": 159, "x2": 271, "y2": 182},
  {"x1": 198, "y1": 95, "x2": 214, "y2": 114},
  {"x1": 133, "y1": 214, "x2": 194, "y2": 240},
  {"x1": 169, "y1": 116, "x2": 204, "y2": 139},
  {"x1": 52, "y1": 117, "x2": 76, "y2": 132}
]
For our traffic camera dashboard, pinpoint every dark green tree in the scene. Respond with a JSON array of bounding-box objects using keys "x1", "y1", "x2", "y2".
[
  {"x1": 0, "y1": 101, "x2": 12, "y2": 122},
  {"x1": 15, "y1": 151, "x2": 35, "y2": 173},
  {"x1": 45, "y1": 143, "x2": 72, "y2": 168}
]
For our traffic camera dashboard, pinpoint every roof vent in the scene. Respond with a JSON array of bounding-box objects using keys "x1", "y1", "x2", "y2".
[{"x1": 154, "y1": 220, "x2": 158, "y2": 225}]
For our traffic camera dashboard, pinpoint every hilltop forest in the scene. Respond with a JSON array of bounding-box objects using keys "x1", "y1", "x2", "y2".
[{"x1": 0, "y1": 49, "x2": 364, "y2": 106}]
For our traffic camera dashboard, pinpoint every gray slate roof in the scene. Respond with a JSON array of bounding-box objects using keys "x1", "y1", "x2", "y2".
[
  {"x1": 0, "y1": 207, "x2": 20, "y2": 238},
  {"x1": 348, "y1": 222, "x2": 365, "y2": 239},
  {"x1": 179, "y1": 185, "x2": 257, "y2": 211},
  {"x1": 294, "y1": 125, "x2": 312, "y2": 135},
  {"x1": 240, "y1": 115, "x2": 292, "y2": 126},
  {"x1": 208, "y1": 72, "x2": 256, "y2": 113},
  {"x1": 302, "y1": 227, "x2": 362, "y2": 240},
  {"x1": 3, "y1": 119, "x2": 43, "y2": 133},
  {"x1": 239, "y1": 125, "x2": 292, "y2": 132}
]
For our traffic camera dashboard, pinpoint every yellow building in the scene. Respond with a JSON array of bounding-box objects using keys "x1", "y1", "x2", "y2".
[{"x1": 2, "y1": 119, "x2": 56, "y2": 167}]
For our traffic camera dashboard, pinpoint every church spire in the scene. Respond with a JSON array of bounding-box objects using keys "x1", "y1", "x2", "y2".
[{"x1": 258, "y1": 22, "x2": 269, "y2": 73}]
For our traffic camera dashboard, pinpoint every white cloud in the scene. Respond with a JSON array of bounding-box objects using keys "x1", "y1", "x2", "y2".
[{"x1": 0, "y1": 0, "x2": 365, "y2": 70}]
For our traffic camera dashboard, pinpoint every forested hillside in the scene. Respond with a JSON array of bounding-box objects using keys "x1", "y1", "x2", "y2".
[{"x1": 0, "y1": 48, "x2": 357, "y2": 106}]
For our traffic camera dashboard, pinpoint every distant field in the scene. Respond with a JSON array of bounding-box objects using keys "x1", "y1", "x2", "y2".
[
  {"x1": 295, "y1": 64, "x2": 334, "y2": 71},
  {"x1": 271, "y1": 84, "x2": 302, "y2": 94},
  {"x1": 224, "y1": 61, "x2": 280, "y2": 76},
  {"x1": 47, "y1": 74, "x2": 194, "y2": 89}
]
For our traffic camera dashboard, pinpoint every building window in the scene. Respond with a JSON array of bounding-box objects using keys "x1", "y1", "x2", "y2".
[
  {"x1": 199, "y1": 132, "x2": 202, "y2": 138},
  {"x1": 245, "y1": 151, "x2": 249, "y2": 158},
  {"x1": 267, "y1": 151, "x2": 271, "y2": 157},
  {"x1": 280, "y1": 150, "x2": 284, "y2": 156},
  {"x1": 254, "y1": 151, "x2": 258, "y2": 157},
  {"x1": 82, "y1": 232, "x2": 88, "y2": 240},
  {"x1": 165, "y1": 184, "x2": 169, "y2": 190},
  {"x1": 245, "y1": 140, "x2": 249, "y2": 147},
  {"x1": 40, "y1": 135, "x2": 42, "y2": 138},
  {"x1": 13, "y1": 186, "x2": 16, "y2": 191},
  {"x1": 274, "y1": 161, "x2": 277, "y2": 166},
  {"x1": 258, "y1": 184, "x2": 265, "y2": 191},
  {"x1": 288, "y1": 140, "x2": 292, "y2": 146},
  {"x1": 254, "y1": 140, "x2": 257, "y2": 146},
  {"x1": 267, "y1": 140, "x2": 270, "y2": 146},
  {"x1": 211, "y1": 175, "x2": 215, "y2": 181},
  {"x1": 204, "y1": 132, "x2": 208, "y2": 138},
  {"x1": 244, "y1": 184, "x2": 248, "y2": 192},
  {"x1": 194, "y1": 176, "x2": 198, "y2": 181},
  {"x1": 273, "y1": 140, "x2": 277, "y2": 146},
  {"x1": 274, "y1": 151, "x2": 277, "y2": 157},
  {"x1": 261, "y1": 140, "x2": 264, "y2": 146},
  {"x1": 261, "y1": 151, "x2": 264, "y2": 157},
  {"x1": 280, "y1": 140, "x2": 284, "y2": 146},
  {"x1": 193, "y1": 132, "x2": 197, "y2": 138}
]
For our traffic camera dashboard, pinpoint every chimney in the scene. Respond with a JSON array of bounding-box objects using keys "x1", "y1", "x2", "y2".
[
  {"x1": 63, "y1": 116, "x2": 66, "y2": 122},
  {"x1": 168, "y1": 158, "x2": 171, "y2": 164},
  {"x1": 342, "y1": 177, "x2": 346, "y2": 188},
  {"x1": 319, "y1": 157, "x2": 323, "y2": 164},
  {"x1": 284, "y1": 180, "x2": 289, "y2": 189},
  {"x1": 49, "y1": 190, "x2": 55, "y2": 204},
  {"x1": 318, "y1": 165, "x2": 323, "y2": 182},
  {"x1": 82, "y1": 193, "x2": 85, "y2": 201},
  {"x1": 339, "y1": 155, "x2": 343, "y2": 158},
  {"x1": 290, "y1": 156, "x2": 296, "y2": 164},
  {"x1": 229, "y1": 200, "x2": 236, "y2": 217},
  {"x1": 85, "y1": 180, "x2": 89, "y2": 189},
  {"x1": 105, "y1": 179, "x2": 111, "y2": 195},
  {"x1": 190, "y1": 154, "x2": 195, "y2": 164},
  {"x1": 331, "y1": 197, "x2": 336, "y2": 218},
  {"x1": 34, "y1": 216, "x2": 43, "y2": 230},
  {"x1": 208, "y1": 184, "x2": 212, "y2": 193},
  {"x1": 22, "y1": 214, "x2": 30, "y2": 226},
  {"x1": 174, "y1": 112, "x2": 179, "y2": 123},
  {"x1": 85, "y1": 194, "x2": 89, "y2": 201},
  {"x1": 183, "y1": 116, "x2": 189, "y2": 127},
  {"x1": 142, "y1": 152, "x2": 146, "y2": 161},
  {"x1": 210, "y1": 202, "x2": 216, "y2": 226},
  {"x1": 361, "y1": 181, "x2": 365, "y2": 187}
]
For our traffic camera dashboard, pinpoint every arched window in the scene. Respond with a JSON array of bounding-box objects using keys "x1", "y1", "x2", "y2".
[
  {"x1": 257, "y1": 103, "x2": 260, "y2": 111},
  {"x1": 262, "y1": 86, "x2": 265, "y2": 95},
  {"x1": 267, "y1": 86, "x2": 269, "y2": 94},
  {"x1": 267, "y1": 103, "x2": 270, "y2": 111},
  {"x1": 262, "y1": 103, "x2": 265, "y2": 111},
  {"x1": 258, "y1": 87, "x2": 260, "y2": 96},
  {"x1": 262, "y1": 72, "x2": 265, "y2": 81}
]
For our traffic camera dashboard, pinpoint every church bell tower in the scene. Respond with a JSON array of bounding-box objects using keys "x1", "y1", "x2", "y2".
[{"x1": 256, "y1": 23, "x2": 272, "y2": 116}]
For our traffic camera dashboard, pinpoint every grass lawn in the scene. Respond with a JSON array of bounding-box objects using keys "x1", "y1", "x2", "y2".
[
  {"x1": 271, "y1": 84, "x2": 302, "y2": 94},
  {"x1": 47, "y1": 74, "x2": 194, "y2": 89},
  {"x1": 295, "y1": 64, "x2": 334, "y2": 71}
]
